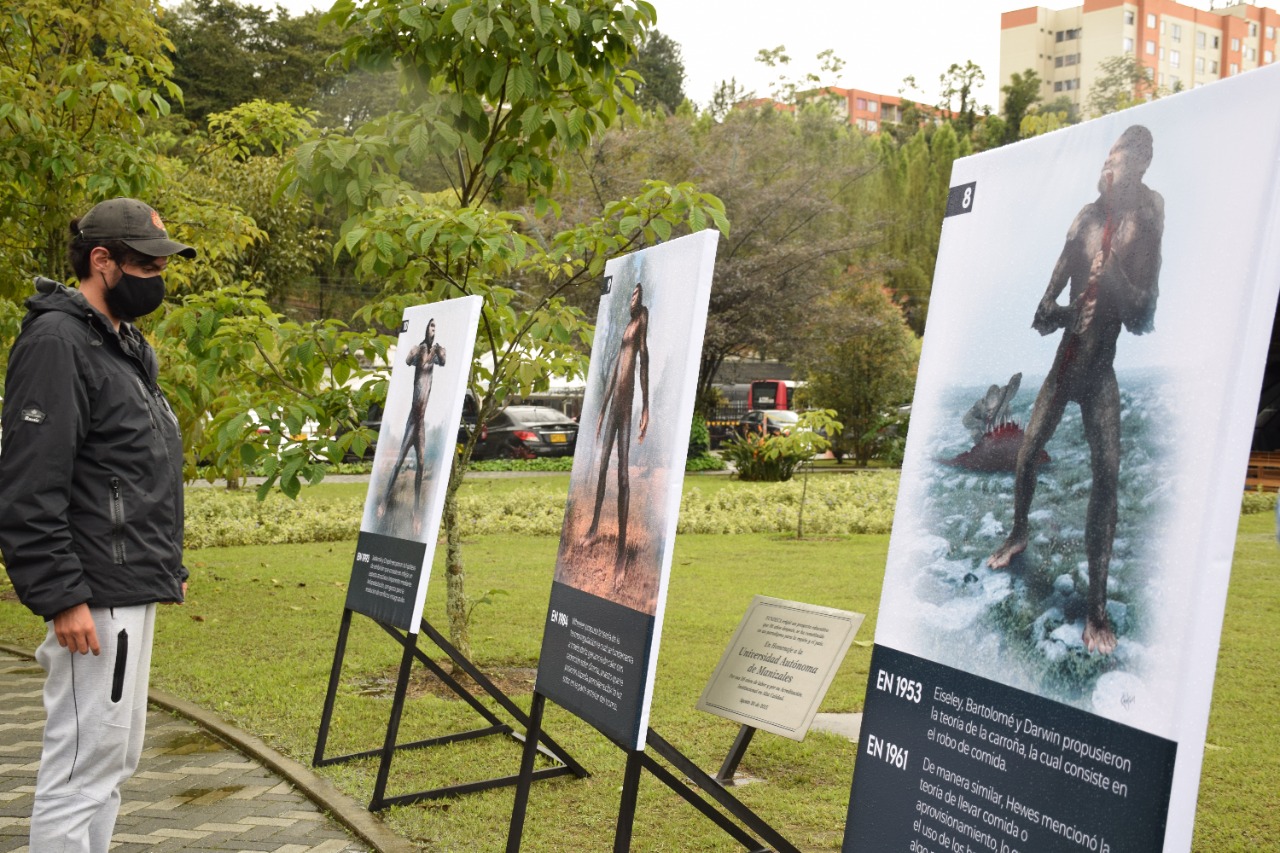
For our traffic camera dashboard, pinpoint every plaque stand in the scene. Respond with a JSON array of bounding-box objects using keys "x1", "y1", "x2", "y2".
[
  {"x1": 314, "y1": 610, "x2": 587, "y2": 811},
  {"x1": 506, "y1": 693, "x2": 798, "y2": 852},
  {"x1": 714, "y1": 724, "x2": 758, "y2": 786}
]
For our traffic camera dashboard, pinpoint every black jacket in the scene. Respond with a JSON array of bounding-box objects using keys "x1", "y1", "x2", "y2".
[{"x1": 0, "y1": 278, "x2": 186, "y2": 619}]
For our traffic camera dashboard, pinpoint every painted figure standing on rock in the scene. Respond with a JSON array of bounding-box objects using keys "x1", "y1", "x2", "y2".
[
  {"x1": 378, "y1": 318, "x2": 446, "y2": 536},
  {"x1": 988, "y1": 126, "x2": 1164, "y2": 655}
]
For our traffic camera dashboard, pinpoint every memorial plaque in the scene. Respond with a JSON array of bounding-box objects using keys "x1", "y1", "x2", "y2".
[{"x1": 697, "y1": 596, "x2": 863, "y2": 740}]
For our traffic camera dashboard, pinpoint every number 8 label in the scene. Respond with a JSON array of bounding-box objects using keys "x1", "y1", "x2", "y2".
[{"x1": 946, "y1": 181, "x2": 977, "y2": 217}]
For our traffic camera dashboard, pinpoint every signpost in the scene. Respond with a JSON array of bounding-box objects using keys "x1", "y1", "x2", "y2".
[
  {"x1": 506, "y1": 231, "x2": 799, "y2": 852},
  {"x1": 697, "y1": 596, "x2": 862, "y2": 784},
  {"x1": 314, "y1": 296, "x2": 584, "y2": 810},
  {"x1": 842, "y1": 64, "x2": 1280, "y2": 852}
]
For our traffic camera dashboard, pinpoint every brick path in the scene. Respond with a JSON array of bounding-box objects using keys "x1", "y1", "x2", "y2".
[{"x1": 0, "y1": 651, "x2": 371, "y2": 853}]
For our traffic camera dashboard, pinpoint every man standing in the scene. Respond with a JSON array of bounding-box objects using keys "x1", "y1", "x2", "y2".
[
  {"x1": 988, "y1": 126, "x2": 1164, "y2": 655},
  {"x1": 0, "y1": 198, "x2": 195, "y2": 851},
  {"x1": 585, "y1": 283, "x2": 650, "y2": 584},
  {"x1": 377, "y1": 318, "x2": 446, "y2": 536}
]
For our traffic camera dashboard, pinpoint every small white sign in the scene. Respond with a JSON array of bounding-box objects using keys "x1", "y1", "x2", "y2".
[{"x1": 697, "y1": 596, "x2": 863, "y2": 740}]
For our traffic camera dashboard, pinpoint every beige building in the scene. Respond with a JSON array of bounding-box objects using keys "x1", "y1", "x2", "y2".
[{"x1": 1000, "y1": 0, "x2": 1280, "y2": 113}]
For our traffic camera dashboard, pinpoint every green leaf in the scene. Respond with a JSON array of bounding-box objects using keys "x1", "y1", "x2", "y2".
[
  {"x1": 451, "y1": 4, "x2": 472, "y2": 34},
  {"x1": 345, "y1": 227, "x2": 368, "y2": 252},
  {"x1": 689, "y1": 207, "x2": 706, "y2": 233}
]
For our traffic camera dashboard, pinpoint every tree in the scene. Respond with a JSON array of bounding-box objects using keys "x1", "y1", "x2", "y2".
[
  {"x1": 165, "y1": 0, "x2": 275, "y2": 124},
  {"x1": 165, "y1": 0, "x2": 349, "y2": 126},
  {"x1": 0, "y1": 0, "x2": 389, "y2": 496},
  {"x1": 938, "y1": 61, "x2": 986, "y2": 137},
  {"x1": 970, "y1": 113, "x2": 1007, "y2": 152},
  {"x1": 1087, "y1": 55, "x2": 1164, "y2": 117},
  {"x1": 691, "y1": 105, "x2": 877, "y2": 407},
  {"x1": 629, "y1": 30, "x2": 686, "y2": 114},
  {"x1": 552, "y1": 72, "x2": 884, "y2": 412},
  {"x1": 869, "y1": 122, "x2": 967, "y2": 334},
  {"x1": 1000, "y1": 69, "x2": 1042, "y2": 145},
  {"x1": 707, "y1": 77, "x2": 752, "y2": 121},
  {"x1": 147, "y1": 101, "x2": 382, "y2": 495},
  {"x1": 756, "y1": 44, "x2": 846, "y2": 105},
  {"x1": 793, "y1": 279, "x2": 919, "y2": 465},
  {"x1": 0, "y1": 0, "x2": 179, "y2": 300},
  {"x1": 286, "y1": 0, "x2": 726, "y2": 658}
]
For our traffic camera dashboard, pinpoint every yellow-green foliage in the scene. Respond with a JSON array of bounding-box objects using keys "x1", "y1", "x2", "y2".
[
  {"x1": 184, "y1": 489, "x2": 360, "y2": 549},
  {"x1": 181, "y1": 471, "x2": 899, "y2": 548},
  {"x1": 678, "y1": 474, "x2": 898, "y2": 535},
  {"x1": 1240, "y1": 489, "x2": 1277, "y2": 515}
]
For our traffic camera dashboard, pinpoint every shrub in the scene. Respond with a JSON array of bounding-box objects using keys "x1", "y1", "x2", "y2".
[
  {"x1": 468, "y1": 457, "x2": 575, "y2": 473},
  {"x1": 184, "y1": 489, "x2": 360, "y2": 549},
  {"x1": 179, "y1": 468, "x2": 900, "y2": 549},
  {"x1": 721, "y1": 431, "x2": 804, "y2": 481},
  {"x1": 720, "y1": 410, "x2": 841, "y2": 482},
  {"x1": 685, "y1": 453, "x2": 728, "y2": 472},
  {"x1": 1241, "y1": 489, "x2": 1278, "y2": 515},
  {"x1": 677, "y1": 474, "x2": 899, "y2": 536},
  {"x1": 689, "y1": 414, "x2": 711, "y2": 457}
]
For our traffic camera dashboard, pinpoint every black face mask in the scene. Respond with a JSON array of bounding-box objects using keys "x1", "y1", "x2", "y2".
[{"x1": 105, "y1": 270, "x2": 166, "y2": 322}]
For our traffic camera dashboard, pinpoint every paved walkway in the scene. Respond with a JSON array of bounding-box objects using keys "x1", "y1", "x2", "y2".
[{"x1": 0, "y1": 649, "x2": 409, "y2": 853}]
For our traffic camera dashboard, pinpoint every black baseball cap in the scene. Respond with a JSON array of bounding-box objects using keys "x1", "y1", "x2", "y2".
[{"x1": 76, "y1": 198, "x2": 196, "y2": 259}]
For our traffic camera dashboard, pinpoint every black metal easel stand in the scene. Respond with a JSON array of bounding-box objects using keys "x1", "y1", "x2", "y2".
[
  {"x1": 314, "y1": 609, "x2": 587, "y2": 811},
  {"x1": 506, "y1": 693, "x2": 799, "y2": 852}
]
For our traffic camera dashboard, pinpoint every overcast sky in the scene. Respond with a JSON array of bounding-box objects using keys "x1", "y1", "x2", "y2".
[{"x1": 241, "y1": 0, "x2": 1220, "y2": 111}]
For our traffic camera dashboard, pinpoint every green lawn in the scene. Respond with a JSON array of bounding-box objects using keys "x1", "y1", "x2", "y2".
[{"x1": 0, "y1": 484, "x2": 1273, "y2": 851}]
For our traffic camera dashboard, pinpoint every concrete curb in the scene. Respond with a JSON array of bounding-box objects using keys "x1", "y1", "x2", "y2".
[{"x1": 0, "y1": 642, "x2": 416, "y2": 853}]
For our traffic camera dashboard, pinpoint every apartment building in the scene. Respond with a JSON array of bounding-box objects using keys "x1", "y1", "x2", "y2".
[
  {"x1": 1000, "y1": 0, "x2": 1280, "y2": 111},
  {"x1": 798, "y1": 87, "x2": 929, "y2": 132}
]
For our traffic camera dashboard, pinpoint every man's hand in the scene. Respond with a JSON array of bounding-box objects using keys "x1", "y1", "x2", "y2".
[
  {"x1": 53, "y1": 603, "x2": 99, "y2": 656},
  {"x1": 1032, "y1": 299, "x2": 1066, "y2": 336}
]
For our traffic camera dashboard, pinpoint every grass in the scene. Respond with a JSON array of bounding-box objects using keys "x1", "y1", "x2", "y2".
[{"x1": 0, "y1": 482, "x2": 1274, "y2": 851}]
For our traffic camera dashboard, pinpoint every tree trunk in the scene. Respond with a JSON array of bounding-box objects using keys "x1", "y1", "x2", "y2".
[
  {"x1": 443, "y1": 456, "x2": 470, "y2": 662},
  {"x1": 796, "y1": 462, "x2": 810, "y2": 540}
]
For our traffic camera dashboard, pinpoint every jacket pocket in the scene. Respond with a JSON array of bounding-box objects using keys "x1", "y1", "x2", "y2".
[
  {"x1": 109, "y1": 477, "x2": 126, "y2": 565},
  {"x1": 111, "y1": 628, "x2": 129, "y2": 703}
]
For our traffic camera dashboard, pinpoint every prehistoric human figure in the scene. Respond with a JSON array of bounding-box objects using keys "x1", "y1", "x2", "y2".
[
  {"x1": 0, "y1": 198, "x2": 196, "y2": 852},
  {"x1": 586, "y1": 283, "x2": 651, "y2": 583},
  {"x1": 988, "y1": 126, "x2": 1164, "y2": 655},
  {"x1": 378, "y1": 319, "x2": 446, "y2": 534}
]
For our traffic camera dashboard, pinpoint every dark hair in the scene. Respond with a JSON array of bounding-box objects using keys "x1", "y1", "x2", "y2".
[
  {"x1": 67, "y1": 219, "x2": 154, "y2": 280},
  {"x1": 1114, "y1": 125, "x2": 1154, "y2": 171}
]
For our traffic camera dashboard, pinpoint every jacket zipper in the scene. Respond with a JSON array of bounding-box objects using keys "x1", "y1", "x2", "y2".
[{"x1": 109, "y1": 477, "x2": 126, "y2": 565}]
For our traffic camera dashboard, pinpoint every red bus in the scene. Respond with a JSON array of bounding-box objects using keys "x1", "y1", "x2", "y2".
[{"x1": 749, "y1": 379, "x2": 796, "y2": 411}]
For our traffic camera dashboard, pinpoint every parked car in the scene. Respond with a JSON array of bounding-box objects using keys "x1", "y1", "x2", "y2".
[
  {"x1": 472, "y1": 405, "x2": 578, "y2": 459},
  {"x1": 735, "y1": 409, "x2": 799, "y2": 438}
]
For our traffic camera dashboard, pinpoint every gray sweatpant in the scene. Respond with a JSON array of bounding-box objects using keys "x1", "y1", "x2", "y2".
[{"x1": 31, "y1": 604, "x2": 155, "y2": 853}]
